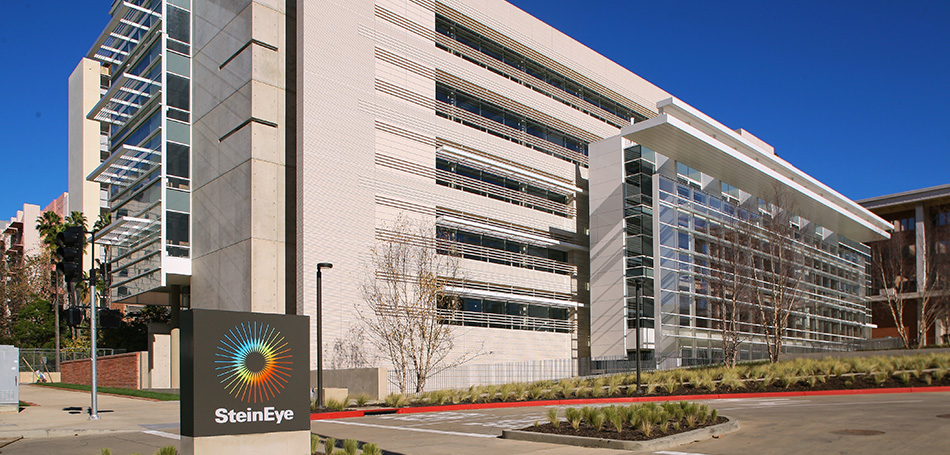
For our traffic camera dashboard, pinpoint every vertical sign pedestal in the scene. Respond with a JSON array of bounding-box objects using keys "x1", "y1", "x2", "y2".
[{"x1": 181, "y1": 310, "x2": 310, "y2": 454}]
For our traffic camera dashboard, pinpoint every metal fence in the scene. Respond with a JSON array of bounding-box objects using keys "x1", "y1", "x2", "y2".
[
  {"x1": 18, "y1": 348, "x2": 121, "y2": 372},
  {"x1": 387, "y1": 356, "x2": 659, "y2": 394},
  {"x1": 383, "y1": 338, "x2": 911, "y2": 394}
]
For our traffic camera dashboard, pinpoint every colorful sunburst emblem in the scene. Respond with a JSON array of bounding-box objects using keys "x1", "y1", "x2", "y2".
[{"x1": 215, "y1": 321, "x2": 293, "y2": 403}]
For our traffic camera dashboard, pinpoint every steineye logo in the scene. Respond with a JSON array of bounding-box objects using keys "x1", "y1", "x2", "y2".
[{"x1": 215, "y1": 321, "x2": 293, "y2": 403}]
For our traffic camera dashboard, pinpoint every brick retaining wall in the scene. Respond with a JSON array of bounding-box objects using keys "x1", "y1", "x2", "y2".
[{"x1": 61, "y1": 352, "x2": 142, "y2": 389}]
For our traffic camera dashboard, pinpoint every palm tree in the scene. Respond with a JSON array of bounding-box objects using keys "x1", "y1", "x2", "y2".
[
  {"x1": 35, "y1": 211, "x2": 64, "y2": 250},
  {"x1": 35, "y1": 210, "x2": 65, "y2": 371}
]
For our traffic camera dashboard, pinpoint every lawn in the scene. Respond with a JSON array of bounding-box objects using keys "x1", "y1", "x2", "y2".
[{"x1": 34, "y1": 382, "x2": 179, "y2": 401}]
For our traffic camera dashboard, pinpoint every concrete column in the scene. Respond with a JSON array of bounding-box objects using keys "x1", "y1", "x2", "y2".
[
  {"x1": 169, "y1": 285, "x2": 181, "y2": 328},
  {"x1": 915, "y1": 203, "x2": 928, "y2": 290}
]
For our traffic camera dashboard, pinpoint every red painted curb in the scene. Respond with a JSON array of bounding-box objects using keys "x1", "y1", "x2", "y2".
[{"x1": 310, "y1": 385, "x2": 950, "y2": 420}]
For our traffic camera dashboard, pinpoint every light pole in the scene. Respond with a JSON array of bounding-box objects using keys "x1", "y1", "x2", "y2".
[
  {"x1": 316, "y1": 262, "x2": 333, "y2": 408},
  {"x1": 634, "y1": 278, "x2": 642, "y2": 394},
  {"x1": 88, "y1": 229, "x2": 99, "y2": 420}
]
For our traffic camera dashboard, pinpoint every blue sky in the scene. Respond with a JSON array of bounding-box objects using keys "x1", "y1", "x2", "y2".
[{"x1": 0, "y1": 0, "x2": 947, "y2": 220}]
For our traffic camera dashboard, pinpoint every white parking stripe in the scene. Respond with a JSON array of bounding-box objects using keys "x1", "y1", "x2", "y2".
[
  {"x1": 142, "y1": 430, "x2": 181, "y2": 440},
  {"x1": 716, "y1": 398, "x2": 921, "y2": 411},
  {"x1": 654, "y1": 451, "x2": 711, "y2": 455},
  {"x1": 319, "y1": 420, "x2": 498, "y2": 438}
]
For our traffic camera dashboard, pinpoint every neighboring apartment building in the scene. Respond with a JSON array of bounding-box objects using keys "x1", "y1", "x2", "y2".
[
  {"x1": 859, "y1": 184, "x2": 950, "y2": 346},
  {"x1": 2, "y1": 204, "x2": 43, "y2": 267},
  {"x1": 589, "y1": 99, "x2": 891, "y2": 366},
  {"x1": 72, "y1": 0, "x2": 889, "y2": 374},
  {"x1": 2, "y1": 194, "x2": 69, "y2": 267}
]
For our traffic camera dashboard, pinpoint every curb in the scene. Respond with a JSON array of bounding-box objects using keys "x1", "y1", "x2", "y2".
[
  {"x1": 311, "y1": 385, "x2": 950, "y2": 420},
  {"x1": 502, "y1": 417, "x2": 739, "y2": 451}
]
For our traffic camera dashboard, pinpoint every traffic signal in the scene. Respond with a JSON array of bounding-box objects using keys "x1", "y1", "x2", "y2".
[
  {"x1": 65, "y1": 306, "x2": 84, "y2": 327},
  {"x1": 54, "y1": 226, "x2": 84, "y2": 283},
  {"x1": 99, "y1": 309, "x2": 123, "y2": 329}
]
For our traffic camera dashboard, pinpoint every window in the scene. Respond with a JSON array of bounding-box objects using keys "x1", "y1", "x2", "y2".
[
  {"x1": 166, "y1": 143, "x2": 190, "y2": 178},
  {"x1": 434, "y1": 14, "x2": 646, "y2": 125},
  {"x1": 721, "y1": 182, "x2": 740, "y2": 203},
  {"x1": 435, "y1": 83, "x2": 588, "y2": 163},
  {"x1": 894, "y1": 217, "x2": 915, "y2": 232},
  {"x1": 166, "y1": 74, "x2": 190, "y2": 111},
  {"x1": 936, "y1": 211, "x2": 949, "y2": 226},
  {"x1": 677, "y1": 162, "x2": 701, "y2": 186}
]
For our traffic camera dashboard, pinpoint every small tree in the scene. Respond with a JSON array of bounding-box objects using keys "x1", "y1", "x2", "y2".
[
  {"x1": 358, "y1": 215, "x2": 476, "y2": 393},
  {"x1": 752, "y1": 187, "x2": 807, "y2": 363},
  {"x1": 870, "y1": 230, "x2": 917, "y2": 349},
  {"x1": 707, "y1": 219, "x2": 753, "y2": 368},
  {"x1": 917, "y1": 219, "x2": 950, "y2": 347}
]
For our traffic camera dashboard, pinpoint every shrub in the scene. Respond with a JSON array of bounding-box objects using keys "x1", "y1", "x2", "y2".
[
  {"x1": 500, "y1": 383, "x2": 516, "y2": 402},
  {"x1": 155, "y1": 447, "x2": 178, "y2": 455},
  {"x1": 325, "y1": 398, "x2": 346, "y2": 411},
  {"x1": 566, "y1": 407, "x2": 582, "y2": 430},
  {"x1": 663, "y1": 378, "x2": 679, "y2": 394},
  {"x1": 528, "y1": 384, "x2": 547, "y2": 400},
  {"x1": 384, "y1": 393, "x2": 408, "y2": 407},
  {"x1": 101, "y1": 450, "x2": 112, "y2": 455},
  {"x1": 547, "y1": 407, "x2": 559, "y2": 426},
  {"x1": 591, "y1": 412, "x2": 605, "y2": 431},
  {"x1": 311, "y1": 434, "x2": 321, "y2": 454},
  {"x1": 361, "y1": 443, "x2": 382, "y2": 455},
  {"x1": 343, "y1": 439, "x2": 358, "y2": 455},
  {"x1": 353, "y1": 393, "x2": 370, "y2": 407}
]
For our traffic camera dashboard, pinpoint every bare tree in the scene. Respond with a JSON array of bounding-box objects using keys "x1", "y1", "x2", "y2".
[
  {"x1": 329, "y1": 325, "x2": 371, "y2": 370},
  {"x1": 359, "y1": 215, "x2": 478, "y2": 393},
  {"x1": 752, "y1": 187, "x2": 807, "y2": 363},
  {"x1": 870, "y1": 231, "x2": 915, "y2": 348},
  {"x1": 917, "y1": 216, "x2": 950, "y2": 347},
  {"x1": 707, "y1": 219, "x2": 754, "y2": 367}
]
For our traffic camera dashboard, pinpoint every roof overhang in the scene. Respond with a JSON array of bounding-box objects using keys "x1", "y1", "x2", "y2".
[
  {"x1": 619, "y1": 97, "x2": 891, "y2": 243},
  {"x1": 858, "y1": 184, "x2": 950, "y2": 212}
]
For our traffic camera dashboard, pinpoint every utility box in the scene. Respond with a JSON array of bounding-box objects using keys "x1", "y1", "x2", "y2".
[{"x1": 0, "y1": 345, "x2": 18, "y2": 413}]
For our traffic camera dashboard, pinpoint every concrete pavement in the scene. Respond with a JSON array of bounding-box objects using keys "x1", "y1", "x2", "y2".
[{"x1": 0, "y1": 384, "x2": 180, "y2": 439}]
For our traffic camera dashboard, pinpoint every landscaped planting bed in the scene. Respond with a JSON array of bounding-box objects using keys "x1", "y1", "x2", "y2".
[
  {"x1": 520, "y1": 402, "x2": 727, "y2": 442},
  {"x1": 393, "y1": 353, "x2": 950, "y2": 406},
  {"x1": 312, "y1": 353, "x2": 950, "y2": 413}
]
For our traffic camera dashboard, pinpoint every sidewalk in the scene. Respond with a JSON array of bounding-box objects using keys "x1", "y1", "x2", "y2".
[{"x1": 0, "y1": 384, "x2": 180, "y2": 439}]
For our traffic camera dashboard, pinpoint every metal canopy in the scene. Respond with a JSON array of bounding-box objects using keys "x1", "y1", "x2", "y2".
[
  {"x1": 95, "y1": 216, "x2": 157, "y2": 247},
  {"x1": 620, "y1": 98, "x2": 892, "y2": 243},
  {"x1": 87, "y1": 72, "x2": 161, "y2": 126},
  {"x1": 87, "y1": 1, "x2": 161, "y2": 67},
  {"x1": 87, "y1": 144, "x2": 160, "y2": 187}
]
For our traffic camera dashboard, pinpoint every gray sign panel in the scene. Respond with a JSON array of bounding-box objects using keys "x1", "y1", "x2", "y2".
[
  {"x1": 0, "y1": 345, "x2": 18, "y2": 408},
  {"x1": 181, "y1": 309, "x2": 310, "y2": 437}
]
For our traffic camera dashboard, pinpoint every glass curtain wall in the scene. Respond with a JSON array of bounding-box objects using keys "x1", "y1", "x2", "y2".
[{"x1": 653, "y1": 172, "x2": 871, "y2": 366}]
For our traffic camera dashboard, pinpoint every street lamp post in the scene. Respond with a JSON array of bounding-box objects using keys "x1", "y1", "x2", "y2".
[
  {"x1": 315, "y1": 263, "x2": 333, "y2": 408},
  {"x1": 89, "y1": 229, "x2": 99, "y2": 420},
  {"x1": 635, "y1": 278, "x2": 642, "y2": 394}
]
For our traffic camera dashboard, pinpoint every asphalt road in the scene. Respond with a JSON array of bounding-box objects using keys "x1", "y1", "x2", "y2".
[
  {"x1": 309, "y1": 392, "x2": 950, "y2": 455},
  {"x1": 3, "y1": 391, "x2": 949, "y2": 454}
]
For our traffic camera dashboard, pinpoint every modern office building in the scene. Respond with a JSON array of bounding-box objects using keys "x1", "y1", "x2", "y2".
[
  {"x1": 589, "y1": 98, "x2": 891, "y2": 366},
  {"x1": 71, "y1": 0, "x2": 891, "y2": 386},
  {"x1": 859, "y1": 184, "x2": 950, "y2": 346},
  {"x1": 78, "y1": 0, "x2": 191, "y2": 312}
]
